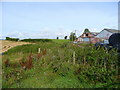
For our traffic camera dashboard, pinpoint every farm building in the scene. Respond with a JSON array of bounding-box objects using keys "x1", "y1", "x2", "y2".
[
  {"x1": 77, "y1": 29, "x2": 99, "y2": 44},
  {"x1": 96, "y1": 28, "x2": 119, "y2": 40},
  {"x1": 77, "y1": 28, "x2": 120, "y2": 44}
]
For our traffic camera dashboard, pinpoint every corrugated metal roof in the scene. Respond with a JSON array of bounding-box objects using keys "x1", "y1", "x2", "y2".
[{"x1": 104, "y1": 29, "x2": 120, "y2": 33}]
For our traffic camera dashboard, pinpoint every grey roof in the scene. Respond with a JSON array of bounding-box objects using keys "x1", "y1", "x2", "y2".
[{"x1": 104, "y1": 28, "x2": 120, "y2": 33}]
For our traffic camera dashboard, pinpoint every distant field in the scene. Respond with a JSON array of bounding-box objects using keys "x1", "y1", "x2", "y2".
[
  {"x1": 51, "y1": 39, "x2": 70, "y2": 44},
  {"x1": 1, "y1": 40, "x2": 33, "y2": 53},
  {"x1": 1, "y1": 39, "x2": 70, "y2": 53},
  {"x1": 20, "y1": 39, "x2": 70, "y2": 44}
]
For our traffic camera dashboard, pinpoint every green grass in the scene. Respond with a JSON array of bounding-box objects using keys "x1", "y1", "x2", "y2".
[
  {"x1": 2, "y1": 40, "x2": 120, "y2": 88},
  {"x1": 51, "y1": 39, "x2": 70, "y2": 44},
  {"x1": 20, "y1": 38, "x2": 70, "y2": 44}
]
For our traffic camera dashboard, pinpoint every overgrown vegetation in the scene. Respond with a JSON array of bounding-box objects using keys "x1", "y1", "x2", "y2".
[{"x1": 2, "y1": 40, "x2": 120, "y2": 88}]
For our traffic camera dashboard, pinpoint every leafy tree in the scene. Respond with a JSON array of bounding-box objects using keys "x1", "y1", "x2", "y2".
[
  {"x1": 57, "y1": 37, "x2": 59, "y2": 39},
  {"x1": 84, "y1": 28, "x2": 90, "y2": 33},
  {"x1": 6, "y1": 37, "x2": 10, "y2": 40},
  {"x1": 69, "y1": 32, "x2": 76, "y2": 41},
  {"x1": 6, "y1": 37, "x2": 19, "y2": 41},
  {"x1": 64, "y1": 36, "x2": 67, "y2": 39}
]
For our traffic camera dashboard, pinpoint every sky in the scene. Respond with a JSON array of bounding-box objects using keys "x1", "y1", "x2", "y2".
[{"x1": 0, "y1": 2, "x2": 118, "y2": 39}]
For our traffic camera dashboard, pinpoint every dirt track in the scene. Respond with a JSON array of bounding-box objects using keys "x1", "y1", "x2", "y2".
[{"x1": 0, "y1": 40, "x2": 32, "y2": 53}]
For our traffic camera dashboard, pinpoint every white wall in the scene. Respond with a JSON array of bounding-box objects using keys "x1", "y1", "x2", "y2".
[
  {"x1": 78, "y1": 37, "x2": 83, "y2": 41},
  {"x1": 96, "y1": 30, "x2": 113, "y2": 39}
]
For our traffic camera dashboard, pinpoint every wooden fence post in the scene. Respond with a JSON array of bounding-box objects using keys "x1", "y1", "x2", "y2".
[
  {"x1": 73, "y1": 51, "x2": 75, "y2": 65},
  {"x1": 38, "y1": 48, "x2": 41, "y2": 53},
  {"x1": 83, "y1": 56, "x2": 86, "y2": 65}
]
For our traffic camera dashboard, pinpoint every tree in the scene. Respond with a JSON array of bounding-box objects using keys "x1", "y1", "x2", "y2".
[
  {"x1": 6, "y1": 37, "x2": 10, "y2": 40},
  {"x1": 69, "y1": 32, "x2": 76, "y2": 41},
  {"x1": 64, "y1": 36, "x2": 67, "y2": 39},
  {"x1": 57, "y1": 37, "x2": 59, "y2": 39},
  {"x1": 84, "y1": 28, "x2": 90, "y2": 33},
  {"x1": 6, "y1": 37, "x2": 19, "y2": 41}
]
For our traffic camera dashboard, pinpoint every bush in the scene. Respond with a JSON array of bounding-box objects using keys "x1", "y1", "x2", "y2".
[{"x1": 6, "y1": 37, "x2": 19, "y2": 41}]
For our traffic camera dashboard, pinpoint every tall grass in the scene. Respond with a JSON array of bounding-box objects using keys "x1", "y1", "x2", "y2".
[{"x1": 2, "y1": 41, "x2": 119, "y2": 88}]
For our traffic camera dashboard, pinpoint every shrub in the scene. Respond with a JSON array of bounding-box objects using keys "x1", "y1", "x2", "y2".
[{"x1": 6, "y1": 37, "x2": 19, "y2": 41}]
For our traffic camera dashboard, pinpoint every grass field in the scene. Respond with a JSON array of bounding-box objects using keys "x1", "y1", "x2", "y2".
[
  {"x1": 1, "y1": 39, "x2": 69, "y2": 53},
  {"x1": 2, "y1": 39, "x2": 120, "y2": 88},
  {"x1": 1, "y1": 40, "x2": 33, "y2": 53}
]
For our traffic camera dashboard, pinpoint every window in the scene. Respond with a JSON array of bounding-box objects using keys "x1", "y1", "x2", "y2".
[
  {"x1": 86, "y1": 34, "x2": 88, "y2": 36},
  {"x1": 84, "y1": 38, "x2": 89, "y2": 42}
]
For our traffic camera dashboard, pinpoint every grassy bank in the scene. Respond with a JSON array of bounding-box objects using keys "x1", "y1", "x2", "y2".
[{"x1": 2, "y1": 40, "x2": 120, "y2": 88}]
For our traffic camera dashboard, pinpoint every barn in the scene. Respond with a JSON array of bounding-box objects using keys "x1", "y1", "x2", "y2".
[{"x1": 96, "y1": 28, "x2": 120, "y2": 43}]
